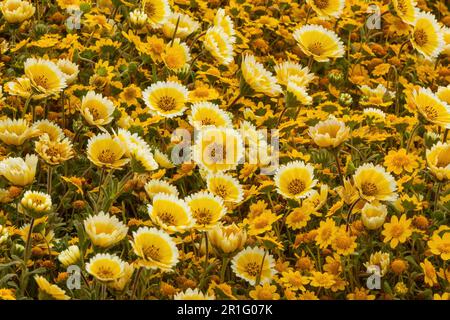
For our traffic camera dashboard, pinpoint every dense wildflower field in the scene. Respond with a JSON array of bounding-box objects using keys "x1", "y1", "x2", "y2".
[{"x1": 0, "y1": 0, "x2": 449, "y2": 301}]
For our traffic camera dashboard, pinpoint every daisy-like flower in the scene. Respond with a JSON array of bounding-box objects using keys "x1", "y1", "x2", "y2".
[
  {"x1": 308, "y1": 115, "x2": 350, "y2": 148},
  {"x1": 35, "y1": 134, "x2": 74, "y2": 166},
  {"x1": 144, "y1": 179, "x2": 179, "y2": 199},
  {"x1": 129, "y1": 9, "x2": 148, "y2": 29},
  {"x1": 353, "y1": 163, "x2": 397, "y2": 202},
  {"x1": 34, "y1": 276, "x2": 70, "y2": 300},
  {"x1": 213, "y1": 8, "x2": 235, "y2": 38},
  {"x1": 130, "y1": 226, "x2": 179, "y2": 271},
  {"x1": 0, "y1": 0, "x2": 35, "y2": 24},
  {"x1": 285, "y1": 204, "x2": 314, "y2": 230},
  {"x1": 411, "y1": 87, "x2": 450, "y2": 128},
  {"x1": 56, "y1": 59, "x2": 79, "y2": 84},
  {"x1": 4, "y1": 77, "x2": 33, "y2": 98},
  {"x1": 241, "y1": 54, "x2": 281, "y2": 97},
  {"x1": 0, "y1": 224, "x2": 8, "y2": 244},
  {"x1": 411, "y1": 11, "x2": 444, "y2": 60},
  {"x1": 108, "y1": 262, "x2": 134, "y2": 291},
  {"x1": 188, "y1": 101, "x2": 232, "y2": 129},
  {"x1": 364, "y1": 251, "x2": 390, "y2": 277},
  {"x1": 58, "y1": 245, "x2": 81, "y2": 267},
  {"x1": 119, "y1": 84, "x2": 142, "y2": 106},
  {"x1": 420, "y1": 259, "x2": 437, "y2": 287},
  {"x1": 174, "y1": 288, "x2": 215, "y2": 300},
  {"x1": 426, "y1": 142, "x2": 450, "y2": 181},
  {"x1": 24, "y1": 58, "x2": 67, "y2": 97},
  {"x1": 231, "y1": 247, "x2": 276, "y2": 285},
  {"x1": 79, "y1": 91, "x2": 116, "y2": 127},
  {"x1": 437, "y1": 85, "x2": 450, "y2": 105},
  {"x1": 162, "y1": 12, "x2": 200, "y2": 39},
  {"x1": 86, "y1": 133, "x2": 129, "y2": 169},
  {"x1": 153, "y1": 148, "x2": 175, "y2": 168},
  {"x1": 32, "y1": 120, "x2": 64, "y2": 141},
  {"x1": 162, "y1": 39, "x2": 191, "y2": 72},
  {"x1": 331, "y1": 227, "x2": 357, "y2": 256},
  {"x1": 142, "y1": 81, "x2": 189, "y2": 118},
  {"x1": 359, "y1": 84, "x2": 394, "y2": 107},
  {"x1": 382, "y1": 214, "x2": 413, "y2": 249},
  {"x1": 384, "y1": 148, "x2": 419, "y2": 175},
  {"x1": 274, "y1": 61, "x2": 315, "y2": 87},
  {"x1": 185, "y1": 191, "x2": 226, "y2": 231},
  {"x1": 293, "y1": 25, "x2": 344, "y2": 62},
  {"x1": 0, "y1": 154, "x2": 38, "y2": 186},
  {"x1": 86, "y1": 253, "x2": 126, "y2": 282},
  {"x1": 19, "y1": 190, "x2": 52, "y2": 218},
  {"x1": 279, "y1": 270, "x2": 310, "y2": 292},
  {"x1": 392, "y1": 0, "x2": 417, "y2": 25},
  {"x1": 0, "y1": 118, "x2": 39, "y2": 145},
  {"x1": 204, "y1": 26, "x2": 235, "y2": 66},
  {"x1": 315, "y1": 218, "x2": 337, "y2": 248},
  {"x1": 147, "y1": 193, "x2": 194, "y2": 233},
  {"x1": 427, "y1": 229, "x2": 450, "y2": 261},
  {"x1": 192, "y1": 127, "x2": 244, "y2": 173},
  {"x1": 306, "y1": 0, "x2": 345, "y2": 18},
  {"x1": 361, "y1": 202, "x2": 388, "y2": 230},
  {"x1": 274, "y1": 161, "x2": 317, "y2": 200},
  {"x1": 84, "y1": 211, "x2": 128, "y2": 248},
  {"x1": 363, "y1": 108, "x2": 386, "y2": 120},
  {"x1": 143, "y1": 0, "x2": 170, "y2": 28},
  {"x1": 208, "y1": 223, "x2": 247, "y2": 255},
  {"x1": 206, "y1": 172, "x2": 243, "y2": 203},
  {"x1": 308, "y1": 271, "x2": 336, "y2": 289},
  {"x1": 287, "y1": 77, "x2": 313, "y2": 105},
  {"x1": 116, "y1": 129, "x2": 157, "y2": 172}
]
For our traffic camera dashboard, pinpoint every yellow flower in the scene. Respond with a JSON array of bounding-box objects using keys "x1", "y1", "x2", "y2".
[
  {"x1": 293, "y1": 25, "x2": 344, "y2": 62},
  {"x1": 309, "y1": 271, "x2": 335, "y2": 289},
  {"x1": 174, "y1": 288, "x2": 215, "y2": 300},
  {"x1": 361, "y1": 202, "x2": 388, "y2": 230},
  {"x1": 186, "y1": 191, "x2": 226, "y2": 231},
  {"x1": 279, "y1": 270, "x2": 310, "y2": 291},
  {"x1": 206, "y1": 172, "x2": 243, "y2": 203},
  {"x1": 153, "y1": 148, "x2": 175, "y2": 168},
  {"x1": 241, "y1": 54, "x2": 281, "y2": 97},
  {"x1": 32, "y1": 120, "x2": 63, "y2": 141},
  {"x1": 392, "y1": 0, "x2": 417, "y2": 25},
  {"x1": 286, "y1": 204, "x2": 314, "y2": 230},
  {"x1": 108, "y1": 261, "x2": 134, "y2": 291},
  {"x1": 315, "y1": 218, "x2": 337, "y2": 248},
  {"x1": 308, "y1": 116, "x2": 350, "y2": 148},
  {"x1": 86, "y1": 253, "x2": 126, "y2": 282},
  {"x1": 34, "y1": 276, "x2": 70, "y2": 300},
  {"x1": 443, "y1": 27, "x2": 450, "y2": 56},
  {"x1": 208, "y1": 223, "x2": 247, "y2": 255},
  {"x1": 363, "y1": 108, "x2": 386, "y2": 120},
  {"x1": 426, "y1": 142, "x2": 450, "y2": 181},
  {"x1": 0, "y1": 154, "x2": 38, "y2": 186},
  {"x1": 192, "y1": 127, "x2": 244, "y2": 173},
  {"x1": 346, "y1": 287, "x2": 375, "y2": 300},
  {"x1": 130, "y1": 226, "x2": 179, "y2": 271},
  {"x1": 129, "y1": 9, "x2": 148, "y2": 29},
  {"x1": 412, "y1": 87, "x2": 450, "y2": 128},
  {"x1": 331, "y1": 227, "x2": 357, "y2": 256},
  {"x1": 274, "y1": 160, "x2": 317, "y2": 200},
  {"x1": 204, "y1": 26, "x2": 235, "y2": 66},
  {"x1": 0, "y1": 0, "x2": 35, "y2": 24},
  {"x1": 35, "y1": 134, "x2": 74, "y2": 166},
  {"x1": 244, "y1": 211, "x2": 281, "y2": 236},
  {"x1": 143, "y1": 0, "x2": 170, "y2": 27},
  {"x1": 359, "y1": 84, "x2": 394, "y2": 107},
  {"x1": 162, "y1": 39, "x2": 191, "y2": 72},
  {"x1": 249, "y1": 283, "x2": 280, "y2": 300},
  {"x1": 162, "y1": 12, "x2": 199, "y2": 39},
  {"x1": 0, "y1": 288, "x2": 15, "y2": 300},
  {"x1": 274, "y1": 61, "x2": 315, "y2": 87},
  {"x1": 144, "y1": 179, "x2": 179, "y2": 199},
  {"x1": 147, "y1": 193, "x2": 194, "y2": 233},
  {"x1": 382, "y1": 214, "x2": 413, "y2": 248},
  {"x1": 143, "y1": 81, "x2": 189, "y2": 118},
  {"x1": 188, "y1": 101, "x2": 232, "y2": 130},
  {"x1": 353, "y1": 163, "x2": 397, "y2": 202},
  {"x1": 0, "y1": 224, "x2": 8, "y2": 244},
  {"x1": 24, "y1": 58, "x2": 67, "y2": 97},
  {"x1": 119, "y1": 84, "x2": 142, "y2": 106},
  {"x1": 411, "y1": 11, "x2": 444, "y2": 60},
  {"x1": 86, "y1": 133, "x2": 130, "y2": 169},
  {"x1": 428, "y1": 229, "x2": 450, "y2": 261},
  {"x1": 287, "y1": 78, "x2": 312, "y2": 105},
  {"x1": 306, "y1": 0, "x2": 345, "y2": 18},
  {"x1": 213, "y1": 8, "x2": 235, "y2": 38},
  {"x1": 4, "y1": 77, "x2": 33, "y2": 98},
  {"x1": 420, "y1": 258, "x2": 437, "y2": 287},
  {"x1": 384, "y1": 148, "x2": 419, "y2": 175},
  {"x1": 0, "y1": 118, "x2": 39, "y2": 145},
  {"x1": 19, "y1": 190, "x2": 52, "y2": 218},
  {"x1": 56, "y1": 59, "x2": 79, "y2": 84},
  {"x1": 58, "y1": 245, "x2": 80, "y2": 267},
  {"x1": 363, "y1": 251, "x2": 390, "y2": 277},
  {"x1": 84, "y1": 211, "x2": 128, "y2": 248},
  {"x1": 79, "y1": 91, "x2": 116, "y2": 127},
  {"x1": 231, "y1": 247, "x2": 276, "y2": 285}
]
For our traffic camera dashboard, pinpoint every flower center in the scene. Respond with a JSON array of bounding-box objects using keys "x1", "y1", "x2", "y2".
[
  {"x1": 98, "y1": 149, "x2": 116, "y2": 164},
  {"x1": 361, "y1": 182, "x2": 378, "y2": 196},
  {"x1": 245, "y1": 261, "x2": 260, "y2": 277},
  {"x1": 413, "y1": 29, "x2": 428, "y2": 47},
  {"x1": 144, "y1": 2, "x2": 155, "y2": 17},
  {"x1": 34, "y1": 75, "x2": 50, "y2": 90},
  {"x1": 396, "y1": 0, "x2": 408, "y2": 14},
  {"x1": 288, "y1": 179, "x2": 306, "y2": 195},
  {"x1": 213, "y1": 184, "x2": 229, "y2": 198},
  {"x1": 158, "y1": 211, "x2": 176, "y2": 225},
  {"x1": 193, "y1": 208, "x2": 213, "y2": 225},
  {"x1": 313, "y1": 0, "x2": 329, "y2": 9},
  {"x1": 143, "y1": 244, "x2": 161, "y2": 261},
  {"x1": 96, "y1": 265, "x2": 115, "y2": 279},
  {"x1": 422, "y1": 105, "x2": 438, "y2": 120},
  {"x1": 390, "y1": 224, "x2": 404, "y2": 237},
  {"x1": 308, "y1": 42, "x2": 324, "y2": 56},
  {"x1": 157, "y1": 96, "x2": 177, "y2": 112}
]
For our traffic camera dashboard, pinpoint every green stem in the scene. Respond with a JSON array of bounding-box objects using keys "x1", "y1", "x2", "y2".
[
  {"x1": 406, "y1": 122, "x2": 421, "y2": 153},
  {"x1": 220, "y1": 256, "x2": 230, "y2": 283},
  {"x1": 332, "y1": 148, "x2": 344, "y2": 186},
  {"x1": 20, "y1": 217, "x2": 35, "y2": 297}
]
